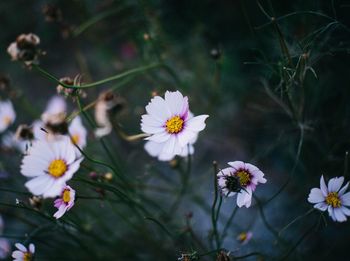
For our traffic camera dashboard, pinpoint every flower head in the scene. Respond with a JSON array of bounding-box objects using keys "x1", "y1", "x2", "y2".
[
  {"x1": 217, "y1": 161, "x2": 266, "y2": 208},
  {"x1": 68, "y1": 116, "x2": 87, "y2": 149},
  {"x1": 308, "y1": 175, "x2": 350, "y2": 222},
  {"x1": 237, "y1": 231, "x2": 253, "y2": 245},
  {"x1": 53, "y1": 185, "x2": 76, "y2": 219},
  {"x1": 11, "y1": 243, "x2": 35, "y2": 261},
  {"x1": 141, "y1": 91, "x2": 208, "y2": 160},
  {"x1": 7, "y1": 33, "x2": 42, "y2": 66},
  {"x1": 21, "y1": 136, "x2": 83, "y2": 198},
  {"x1": 0, "y1": 100, "x2": 16, "y2": 133}
]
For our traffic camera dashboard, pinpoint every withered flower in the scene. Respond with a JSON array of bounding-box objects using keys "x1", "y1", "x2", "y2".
[
  {"x1": 56, "y1": 76, "x2": 87, "y2": 99},
  {"x1": 7, "y1": 33, "x2": 43, "y2": 66},
  {"x1": 41, "y1": 112, "x2": 68, "y2": 135},
  {"x1": 42, "y1": 4, "x2": 62, "y2": 23},
  {"x1": 94, "y1": 91, "x2": 126, "y2": 138},
  {"x1": 15, "y1": 124, "x2": 34, "y2": 141}
]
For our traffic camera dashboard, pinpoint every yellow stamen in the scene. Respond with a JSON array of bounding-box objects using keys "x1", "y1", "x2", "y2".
[
  {"x1": 238, "y1": 232, "x2": 247, "y2": 242},
  {"x1": 325, "y1": 192, "x2": 341, "y2": 208},
  {"x1": 23, "y1": 252, "x2": 32, "y2": 261},
  {"x1": 62, "y1": 189, "x2": 71, "y2": 203},
  {"x1": 236, "y1": 170, "x2": 251, "y2": 186},
  {"x1": 3, "y1": 116, "x2": 12, "y2": 125},
  {"x1": 165, "y1": 116, "x2": 184, "y2": 134},
  {"x1": 71, "y1": 134, "x2": 80, "y2": 145},
  {"x1": 48, "y1": 159, "x2": 67, "y2": 178}
]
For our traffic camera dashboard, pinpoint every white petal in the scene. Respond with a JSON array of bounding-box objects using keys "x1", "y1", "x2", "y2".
[
  {"x1": 320, "y1": 175, "x2": 328, "y2": 196},
  {"x1": 141, "y1": 124, "x2": 165, "y2": 134},
  {"x1": 333, "y1": 208, "x2": 347, "y2": 222},
  {"x1": 308, "y1": 188, "x2": 325, "y2": 203},
  {"x1": 328, "y1": 177, "x2": 344, "y2": 192},
  {"x1": 25, "y1": 175, "x2": 55, "y2": 196},
  {"x1": 15, "y1": 243, "x2": 26, "y2": 252},
  {"x1": 42, "y1": 181, "x2": 66, "y2": 198},
  {"x1": 184, "y1": 115, "x2": 208, "y2": 132},
  {"x1": 144, "y1": 141, "x2": 163, "y2": 157},
  {"x1": 341, "y1": 206, "x2": 350, "y2": 216},
  {"x1": 141, "y1": 114, "x2": 163, "y2": 127},
  {"x1": 145, "y1": 96, "x2": 171, "y2": 122},
  {"x1": 228, "y1": 161, "x2": 245, "y2": 170},
  {"x1": 314, "y1": 202, "x2": 327, "y2": 211},
  {"x1": 164, "y1": 91, "x2": 185, "y2": 115},
  {"x1": 53, "y1": 204, "x2": 68, "y2": 219},
  {"x1": 29, "y1": 244, "x2": 35, "y2": 254},
  {"x1": 341, "y1": 192, "x2": 350, "y2": 206},
  {"x1": 12, "y1": 251, "x2": 24, "y2": 259},
  {"x1": 146, "y1": 131, "x2": 171, "y2": 143},
  {"x1": 177, "y1": 129, "x2": 197, "y2": 147},
  {"x1": 338, "y1": 182, "x2": 349, "y2": 196},
  {"x1": 236, "y1": 189, "x2": 252, "y2": 208},
  {"x1": 161, "y1": 135, "x2": 176, "y2": 155}
]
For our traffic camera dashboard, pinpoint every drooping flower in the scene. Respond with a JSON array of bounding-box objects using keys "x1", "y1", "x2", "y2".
[
  {"x1": 21, "y1": 136, "x2": 83, "y2": 198},
  {"x1": 0, "y1": 100, "x2": 16, "y2": 133},
  {"x1": 141, "y1": 91, "x2": 208, "y2": 160},
  {"x1": 68, "y1": 116, "x2": 87, "y2": 149},
  {"x1": 237, "y1": 231, "x2": 253, "y2": 245},
  {"x1": 7, "y1": 33, "x2": 42, "y2": 66},
  {"x1": 53, "y1": 185, "x2": 76, "y2": 219},
  {"x1": 308, "y1": 175, "x2": 350, "y2": 222},
  {"x1": 94, "y1": 91, "x2": 125, "y2": 138},
  {"x1": 11, "y1": 243, "x2": 35, "y2": 261},
  {"x1": 217, "y1": 161, "x2": 267, "y2": 208}
]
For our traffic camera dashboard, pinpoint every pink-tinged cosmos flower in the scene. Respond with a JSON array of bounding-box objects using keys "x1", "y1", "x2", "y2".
[
  {"x1": 308, "y1": 175, "x2": 350, "y2": 222},
  {"x1": 237, "y1": 231, "x2": 253, "y2": 245},
  {"x1": 11, "y1": 243, "x2": 35, "y2": 261},
  {"x1": 53, "y1": 185, "x2": 75, "y2": 219},
  {"x1": 141, "y1": 91, "x2": 208, "y2": 160},
  {"x1": 217, "y1": 161, "x2": 267, "y2": 208},
  {"x1": 21, "y1": 136, "x2": 83, "y2": 198},
  {"x1": 0, "y1": 100, "x2": 16, "y2": 133}
]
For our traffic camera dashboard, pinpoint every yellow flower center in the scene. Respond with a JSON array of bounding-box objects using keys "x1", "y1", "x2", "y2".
[
  {"x1": 23, "y1": 252, "x2": 32, "y2": 261},
  {"x1": 165, "y1": 116, "x2": 184, "y2": 134},
  {"x1": 62, "y1": 189, "x2": 71, "y2": 203},
  {"x1": 325, "y1": 192, "x2": 341, "y2": 208},
  {"x1": 238, "y1": 232, "x2": 247, "y2": 242},
  {"x1": 71, "y1": 134, "x2": 80, "y2": 145},
  {"x1": 236, "y1": 170, "x2": 251, "y2": 186},
  {"x1": 3, "y1": 116, "x2": 12, "y2": 125},
  {"x1": 48, "y1": 159, "x2": 67, "y2": 178}
]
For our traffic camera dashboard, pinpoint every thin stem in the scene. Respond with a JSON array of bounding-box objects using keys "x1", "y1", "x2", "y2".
[
  {"x1": 32, "y1": 63, "x2": 162, "y2": 89},
  {"x1": 220, "y1": 205, "x2": 238, "y2": 242},
  {"x1": 278, "y1": 208, "x2": 315, "y2": 237},
  {"x1": 211, "y1": 161, "x2": 220, "y2": 250}
]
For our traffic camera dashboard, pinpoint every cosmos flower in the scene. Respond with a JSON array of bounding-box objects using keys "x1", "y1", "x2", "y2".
[
  {"x1": 308, "y1": 175, "x2": 350, "y2": 222},
  {"x1": 68, "y1": 116, "x2": 87, "y2": 149},
  {"x1": 217, "y1": 161, "x2": 267, "y2": 208},
  {"x1": 141, "y1": 91, "x2": 208, "y2": 160},
  {"x1": 0, "y1": 238, "x2": 10, "y2": 259},
  {"x1": 21, "y1": 136, "x2": 83, "y2": 198},
  {"x1": 237, "y1": 231, "x2": 253, "y2": 245},
  {"x1": 0, "y1": 100, "x2": 16, "y2": 133},
  {"x1": 11, "y1": 243, "x2": 35, "y2": 261},
  {"x1": 53, "y1": 185, "x2": 76, "y2": 219}
]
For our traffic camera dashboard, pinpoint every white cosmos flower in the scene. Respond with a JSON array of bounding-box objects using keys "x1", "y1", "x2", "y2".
[
  {"x1": 217, "y1": 161, "x2": 267, "y2": 208},
  {"x1": 21, "y1": 136, "x2": 83, "y2": 198},
  {"x1": 12, "y1": 243, "x2": 35, "y2": 261},
  {"x1": 53, "y1": 185, "x2": 76, "y2": 219},
  {"x1": 45, "y1": 95, "x2": 67, "y2": 115},
  {"x1": 0, "y1": 100, "x2": 16, "y2": 133},
  {"x1": 68, "y1": 116, "x2": 87, "y2": 149},
  {"x1": 141, "y1": 91, "x2": 208, "y2": 160},
  {"x1": 308, "y1": 175, "x2": 350, "y2": 222}
]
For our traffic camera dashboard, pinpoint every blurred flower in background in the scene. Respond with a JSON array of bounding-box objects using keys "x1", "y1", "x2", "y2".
[
  {"x1": 0, "y1": 100, "x2": 16, "y2": 133},
  {"x1": 11, "y1": 243, "x2": 35, "y2": 261},
  {"x1": 53, "y1": 185, "x2": 76, "y2": 219}
]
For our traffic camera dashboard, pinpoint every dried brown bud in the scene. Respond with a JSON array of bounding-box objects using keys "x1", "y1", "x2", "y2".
[
  {"x1": 216, "y1": 251, "x2": 231, "y2": 261},
  {"x1": 41, "y1": 112, "x2": 68, "y2": 135},
  {"x1": 15, "y1": 124, "x2": 34, "y2": 141},
  {"x1": 29, "y1": 196, "x2": 42, "y2": 210},
  {"x1": 7, "y1": 33, "x2": 42, "y2": 66},
  {"x1": 0, "y1": 76, "x2": 10, "y2": 91},
  {"x1": 42, "y1": 4, "x2": 62, "y2": 23}
]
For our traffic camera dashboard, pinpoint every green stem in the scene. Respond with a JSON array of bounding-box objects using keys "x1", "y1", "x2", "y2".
[
  {"x1": 211, "y1": 161, "x2": 220, "y2": 250},
  {"x1": 32, "y1": 63, "x2": 162, "y2": 89}
]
